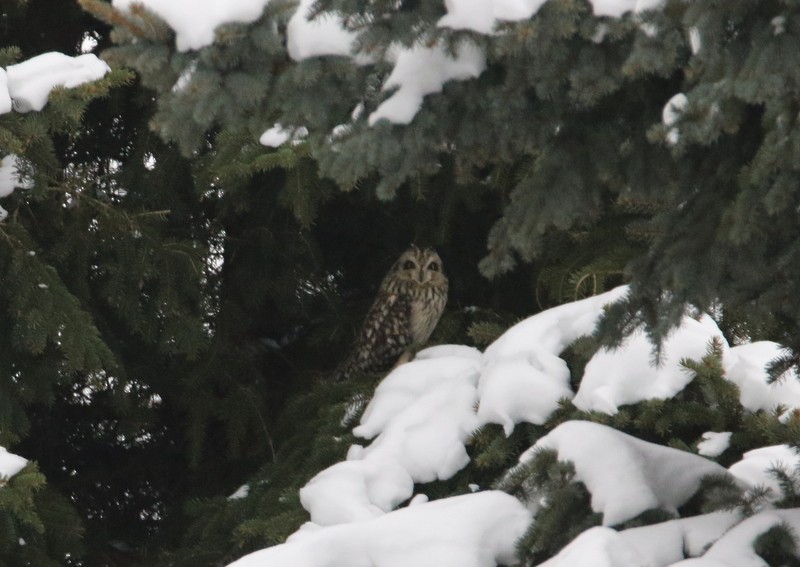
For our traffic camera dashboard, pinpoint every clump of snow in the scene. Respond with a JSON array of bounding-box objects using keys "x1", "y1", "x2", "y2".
[
  {"x1": 368, "y1": 42, "x2": 486, "y2": 126},
  {"x1": 0, "y1": 154, "x2": 34, "y2": 221},
  {"x1": 540, "y1": 512, "x2": 740, "y2": 567},
  {"x1": 697, "y1": 432, "x2": 731, "y2": 457},
  {"x1": 478, "y1": 286, "x2": 628, "y2": 434},
  {"x1": 662, "y1": 93, "x2": 688, "y2": 146},
  {"x1": 300, "y1": 352, "x2": 481, "y2": 525},
  {"x1": 228, "y1": 491, "x2": 532, "y2": 567},
  {"x1": 112, "y1": 0, "x2": 271, "y2": 52},
  {"x1": 259, "y1": 123, "x2": 309, "y2": 147},
  {"x1": 228, "y1": 484, "x2": 250, "y2": 500},
  {"x1": 589, "y1": 0, "x2": 664, "y2": 18},
  {"x1": 286, "y1": 0, "x2": 366, "y2": 62},
  {"x1": 0, "y1": 70, "x2": 11, "y2": 114},
  {"x1": 729, "y1": 445, "x2": 800, "y2": 502},
  {"x1": 0, "y1": 155, "x2": 32, "y2": 198},
  {"x1": 688, "y1": 27, "x2": 701, "y2": 54},
  {"x1": 526, "y1": 421, "x2": 735, "y2": 526},
  {"x1": 572, "y1": 315, "x2": 724, "y2": 415},
  {"x1": 5, "y1": 52, "x2": 110, "y2": 113},
  {"x1": 671, "y1": 509, "x2": 800, "y2": 567},
  {"x1": 771, "y1": 15, "x2": 786, "y2": 35},
  {"x1": 724, "y1": 341, "x2": 800, "y2": 414},
  {"x1": 0, "y1": 447, "x2": 27, "y2": 480}
]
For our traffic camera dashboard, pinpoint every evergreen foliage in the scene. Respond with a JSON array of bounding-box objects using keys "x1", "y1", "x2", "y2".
[{"x1": 4, "y1": 0, "x2": 800, "y2": 565}]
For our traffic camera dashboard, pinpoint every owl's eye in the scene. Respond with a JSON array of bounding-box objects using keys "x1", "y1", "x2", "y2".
[
  {"x1": 403, "y1": 260, "x2": 416, "y2": 270},
  {"x1": 427, "y1": 261, "x2": 439, "y2": 272}
]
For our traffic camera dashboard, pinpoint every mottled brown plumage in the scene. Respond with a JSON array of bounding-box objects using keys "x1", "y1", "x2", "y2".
[{"x1": 333, "y1": 246, "x2": 448, "y2": 382}]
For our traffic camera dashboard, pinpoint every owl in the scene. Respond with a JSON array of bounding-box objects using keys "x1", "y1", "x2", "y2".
[{"x1": 333, "y1": 245, "x2": 448, "y2": 382}]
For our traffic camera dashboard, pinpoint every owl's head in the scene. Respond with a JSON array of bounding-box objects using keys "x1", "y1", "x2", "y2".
[{"x1": 389, "y1": 245, "x2": 447, "y2": 287}]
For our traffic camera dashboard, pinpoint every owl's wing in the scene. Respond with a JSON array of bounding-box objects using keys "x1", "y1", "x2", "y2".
[{"x1": 333, "y1": 290, "x2": 412, "y2": 382}]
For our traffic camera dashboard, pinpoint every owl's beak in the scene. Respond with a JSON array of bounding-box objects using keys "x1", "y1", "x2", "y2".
[{"x1": 418, "y1": 268, "x2": 425, "y2": 283}]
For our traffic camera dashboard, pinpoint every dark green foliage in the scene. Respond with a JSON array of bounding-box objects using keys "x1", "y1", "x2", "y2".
[
  {"x1": 753, "y1": 523, "x2": 800, "y2": 567},
  {"x1": 5, "y1": 0, "x2": 800, "y2": 564},
  {"x1": 497, "y1": 449, "x2": 601, "y2": 564}
]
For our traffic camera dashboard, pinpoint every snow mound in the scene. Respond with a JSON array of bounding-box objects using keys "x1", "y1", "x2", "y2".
[
  {"x1": 112, "y1": 0, "x2": 270, "y2": 52},
  {"x1": 697, "y1": 432, "x2": 731, "y2": 457},
  {"x1": 527, "y1": 421, "x2": 734, "y2": 526},
  {"x1": 671, "y1": 509, "x2": 800, "y2": 567},
  {"x1": 228, "y1": 491, "x2": 532, "y2": 567},
  {"x1": 286, "y1": 0, "x2": 367, "y2": 62},
  {"x1": 724, "y1": 341, "x2": 800, "y2": 414},
  {"x1": 300, "y1": 352, "x2": 481, "y2": 525},
  {"x1": 0, "y1": 447, "x2": 27, "y2": 480},
  {"x1": 4, "y1": 52, "x2": 110, "y2": 113},
  {"x1": 728, "y1": 445, "x2": 800, "y2": 501},
  {"x1": 479, "y1": 286, "x2": 628, "y2": 434},
  {"x1": 540, "y1": 512, "x2": 740, "y2": 567},
  {"x1": 368, "y1": 42, "x2": 486, "y2": 126},
  {"x1": 573, "y1": 315, "x2": 725, "y2": 414}
]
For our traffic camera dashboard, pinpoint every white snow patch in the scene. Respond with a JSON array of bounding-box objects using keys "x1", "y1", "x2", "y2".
[
  {"x1": 697, "y1": 432, "x2": 731, "y2": 457},
  {"x1": 301, "y1": 353, "x2": 481, "y2": 525},
  {"x1": 729, "y1": 445, "x2": 800, "y2": 502},
  {"x1": 670, "y1": 509, "x2": 800, "y2": 567},
  {"x1": 259, "y1": 124, "x2": 308, "y2": 147},
  {"x1": 771, "y1": 15, "x2": 786, "y2": 35},
  {"x1": 573, "y1": 315, "x2": 724, "y2": 415},
  {"x1": 112, "y1": 0, "x2": 270, "y2": 52},
  {"x1": 539, "y1": 512, "x2": 739, "y2": 567},
  {"x1": 526, "y1": 421, "x2": 734, "y2": 526},
  {"x1": 0, "y1": 155, "x2": 32, "y2": 198},
  {"x1": 228, "y1": 484, "x2": 250, "y2": 500},
  {"x1": 479, "y1": 286, "x2": 628, "y2": 434},
  {"x1": 227, "y1": 491, "x2": 531, "y2": 567},
  {"x1": 662, "y1": 93, "x2": 687, "y2": 146},
  {"x1": 5, "y1": 52, "x2": 110, "y2": 113},
  {"x1": 0, "y1": 447, "x2": 27, "y2": 480},
  {"x1": 0, "y1": 70, "x2": 11, "y2": 114},
  {"x1": 688, "y1": 27, "x2": 701, "y2": 54},
  {"x1": 724, "y1": 341, "x2": 800, "y2": 414},
  {"x1": 368, "y1": 42, "x2": 486, "y2": 126},
  {"x1": 286, "y1": 0, "x2": 366, "y2": 62}
]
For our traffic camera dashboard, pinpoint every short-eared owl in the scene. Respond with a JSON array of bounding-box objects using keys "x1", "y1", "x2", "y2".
[{"x1": 333, "y1": 245, "x2": 448, "y2": 381}]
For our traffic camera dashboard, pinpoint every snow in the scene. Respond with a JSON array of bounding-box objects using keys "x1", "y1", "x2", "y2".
[
  {"x1": 259, "y1": 124, "x2": 308, "y2": 147},
  {"x1": 112, "y1": 0, "x2": 270, "y2": 52},
  {"x1": 286, "y1": 0, "x2": 365, "y2": 62},
  {"x1": 697, "y1": 432, "x2": 731, "y2": 457},
  {"x1": 526, "y1": 421, "x2": 734, "y2": 526},
  {"x1": 572, "y1": 315, "x2": 724, "y2": 415},
  {"x1": 222, "y1": 286, "x2": 800, "y2": 567},
  {"x1": 0, "y1": 154, "x2": 34, "y2": 221},
  {"x1": 724, "y1": 341, "x2": 800, "y2": 414},
  {"x1": 0, "y1": 447, "x2": 27, "y2": 480},
  {"x1": 368, "y1": 42, "x2": 486, "y2": 126},
  {"x1": 539, "y1": 512, "x2": 740, "y2": 567},
  {"x1": 111, "y1": 0, "x2": 674, "y2": 131},
  {"x1": 301, "y1": 350, "x2": 481, "y2": 525},
  {"x1": 0, "y1": 155, "x2": 31, "y2": 198},
  {"x1": 479, "y1": 286, "x2": 628, "y2": 434},
  {"x1": 728, "y1": 445, "x2": 800, "y2": 501},
  {"x1": 228, "y1": 491, "x2": 532, "y2": 567},
  {"x1": 662, "y1": 93, "x2": 688, "y2": 146},
  {"x1": 0, "y1": 70, "x2": 10, "y2": 114},
  {"x1": 672, "y1": 509, "x2": 800, "y2": 567},
  {"x1": 4, "y1": 52, "x2": 110, "y2": 113},
  {"x1": 228, "y1": 484, "x2": 250, "y2": 500}
]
